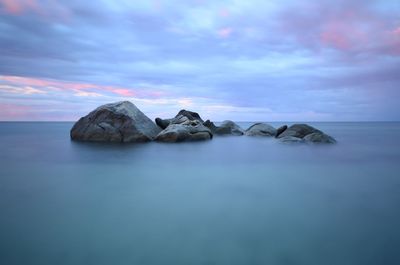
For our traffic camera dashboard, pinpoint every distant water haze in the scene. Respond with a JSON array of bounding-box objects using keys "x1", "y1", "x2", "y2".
[{"x1": 1, "y1": 122, "x2": 400, "y2": 265}]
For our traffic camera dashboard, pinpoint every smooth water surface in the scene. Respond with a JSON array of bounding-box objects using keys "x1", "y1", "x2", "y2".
[{"x1": 0, "y1": 122, "x2": 400, "y2": 265}]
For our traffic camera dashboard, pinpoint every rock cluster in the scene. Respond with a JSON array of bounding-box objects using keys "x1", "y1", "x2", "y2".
[{"x1": 71, "y1": 101, "x2": 336, "y2": 144}]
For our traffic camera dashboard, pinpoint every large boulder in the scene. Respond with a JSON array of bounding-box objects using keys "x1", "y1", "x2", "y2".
[
  {"x1": 156, "y1": 115, "x2": 212, "y2": 142},
  {"x1": 245, "y1": 123, "x2": 277, "y2": 137},
  {"x1": 304, "y1": 132, "x2": 336, "y2": 144},
  {"x1": 70, "y1": 101, "x2": 161, "y2": 142}
]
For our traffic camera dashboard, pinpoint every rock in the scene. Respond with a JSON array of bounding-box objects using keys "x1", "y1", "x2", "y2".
[
  {"x1": 245, "y1": 123, "x2": 277, "y2": 136},
  {"x1": 203, "y1": 120, "x2": 218, "y2": 132},
  {"x1": 304, "y1": 132, "x2": 336, "y2": 144},
  {"x1": 156, "y1": 117, "x2": 212, "y2": 142},
  {"x1": 204, "y1": 120, "x2": 244, "y2": 136},
  {"x1": 277, "y1": 124, "x2": 321, "y2": 139},
  {"x1": 176, "y1": 109, "x2": 204, "y2": 123},
  {"x1": 279, "y1": 136, "x2": 304, "y2": 143},
  {"x1": 155, "y1": 117, "x2": 171, "y2": 130},
  {"x1": 275, "y1": 125, "x2": 288, "y2": 137},
  {"x1": 277, "y1": 123, "x2": 336, "y2": 144},
  {"x1": 216, "y1": 120, "x2": 244, "y2": 135},
  {"x1": 70, "y1": 101, "x2": 161, "y2": 142}
]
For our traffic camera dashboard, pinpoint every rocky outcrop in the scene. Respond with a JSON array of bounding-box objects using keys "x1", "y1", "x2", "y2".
[
  {"x1": 156, "y1": 115, "x2": 212, "y2": 142},
  {"x1": 277, "y1": 124, "x2": 336, "y2": 144},
  {"x1": 71, "y1": 102, "x2": 337, "y2": 145},
  {"x1": 245, "y1": 123, "x2": 277, "y2": 137},
  {"x1": 70, "y1": 101, "x2": 161, "y2": 142}
]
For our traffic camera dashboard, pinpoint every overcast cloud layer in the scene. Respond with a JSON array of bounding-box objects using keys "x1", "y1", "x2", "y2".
[{"x1": 0, "y1": 0, "x2": 399, "y2": 121}]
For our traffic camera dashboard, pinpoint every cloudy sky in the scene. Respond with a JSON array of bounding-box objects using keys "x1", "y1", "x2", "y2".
[{"x1": 0, "y1": 0, "x2": 399, "y2": 121}]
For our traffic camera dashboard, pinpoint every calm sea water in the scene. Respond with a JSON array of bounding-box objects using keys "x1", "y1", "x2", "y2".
[{"x1": 0, "y1": 122, "x2": 400, "y2": 265}]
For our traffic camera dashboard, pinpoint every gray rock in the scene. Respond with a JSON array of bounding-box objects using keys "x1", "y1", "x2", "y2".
[
  {"x1": 70, "y1": 101, "x2": 161, "y2": 142},
  {"x1": 155, "y1": 117, "x2": 171, "y2": 129},
  {"x1": 304, "y1": 132, "x2": 336, "y2": 144},
  {"x1": 279, "y1": 136, "x2": 304, "y2": 143},
  {"x1": 245, "y1": 123, "x2": 277, "y2": 136},
  {"x1": 203, "y1": 120, "x2": 218, "y2": 132},
  {"x1": 275, "y1": 125, "x2": 288, "y2": 137},
  {"x1": 277, "y1": 123, "x2": 336, "y2": 144},
  {"x1": 216, "y1": 120, "x2": 244, "y2": 135},
  {"x1": 277, "y1": 124, "x2": 321, "y2": 139},
  {"x1": 176, "y1": 109, "x2": 204, "y2": 123},
  {"x1": 156, "y1": 118, "x2": 212, "y2": 142}
]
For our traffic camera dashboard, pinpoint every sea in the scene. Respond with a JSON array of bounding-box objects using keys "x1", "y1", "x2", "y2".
[{"x1": 0, "y1": 122, "x2": 399, "y2": 265}]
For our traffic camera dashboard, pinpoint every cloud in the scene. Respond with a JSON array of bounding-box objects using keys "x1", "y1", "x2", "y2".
[
  {"x1": 0, "y1": 0, "x2": 38, "y2": 15},
  {"x1": 0, "y1": 0, "x2": 399, "y2": 121}
]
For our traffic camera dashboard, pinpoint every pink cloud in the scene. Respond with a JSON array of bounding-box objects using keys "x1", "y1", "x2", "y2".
[
  {"x1": 0, "y1": 75, "x2": 162, "y2": 98},
  {"x1": 217, "y1": 27, "x2": 233, "y2": 38},
  {"x1": 279, "y1": 2, "x2": 399, "y2": 56},
  {"x1": 0, "y1": 0, "x2": 38, "y2": 15},
  {"x1": 0, "y1": 103, "x2": 32, "y2": 120}
]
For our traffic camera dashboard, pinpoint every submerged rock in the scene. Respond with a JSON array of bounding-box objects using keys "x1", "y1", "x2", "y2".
[
  {"x1": 70, "y1": 101, "x2": 161, "y2": 142},
  {"x1": 245, "y1": 123, "x2": 277, "y2": 137},
  {"x1": 275, "y1": 125, "x2": 288, "y2": 138},
  {"x1": 156, "y1": 115, "x2": 212, "y2": 142}
]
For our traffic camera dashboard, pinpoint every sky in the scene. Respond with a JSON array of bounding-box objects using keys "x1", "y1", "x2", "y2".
[{"x1": 0, "y1": 0, "x2": 399, "y2": 121}]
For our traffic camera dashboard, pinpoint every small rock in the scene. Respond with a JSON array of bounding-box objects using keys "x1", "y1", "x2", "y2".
[
  {"x1": 176, "y1": 109, "x2": 204, "y2": 123},
  {"x1": 215, "y1": 120, "x2": 244, "y2": 135},
  {"x1": 277, "y1": 124, "x2": 321, "y2": 139},
  {"x1": 245, "y1": 123, "x2": 276, "y2": 137}
]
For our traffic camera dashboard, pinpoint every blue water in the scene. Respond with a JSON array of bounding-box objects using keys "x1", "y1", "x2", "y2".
[{"x1": 0, "y1": 122, "x2": 400, "y2": 265}]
